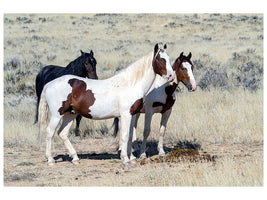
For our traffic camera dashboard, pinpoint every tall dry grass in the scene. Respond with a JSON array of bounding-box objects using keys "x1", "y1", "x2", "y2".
[
  {"x1": 4, "y1": 88, "x2": 263, "y2": 149},
  {"x1": 124, "y1": 88, "x2": 263, "y2": 147}
]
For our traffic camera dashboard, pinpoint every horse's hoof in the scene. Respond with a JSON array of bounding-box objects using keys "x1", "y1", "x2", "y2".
[
  {"x1": 47, "y1": 161, "x2": 55, "y2": 166},
  {"x1": 75, "y1": 129, "x2": 80, "y2": 137},
  {"x1": 139, "y1": 154, "x2": 147, "y2": 160},
  {"x1": 72, "y1": 160, "x2": 80, "y2": 165},
  {"x1": 130, "y1": 159, "x2": 138, "y2": 165},
  {"x1": 159, "y1": 153, "x2": 166, "y2": 157},
  {"x1": 123, "y1": 159, "x2": 137, "y2": 167}
]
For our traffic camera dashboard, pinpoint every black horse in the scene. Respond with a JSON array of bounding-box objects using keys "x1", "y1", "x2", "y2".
[{"x1": 35, "y1": 50, "x2": 98, "y2": 136}]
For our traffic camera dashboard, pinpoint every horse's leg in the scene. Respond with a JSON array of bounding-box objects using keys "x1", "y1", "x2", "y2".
[
  {"x1": 158, "y1": 109, "x2": 172, "y2": 156},
  {"x1": 139, "y1": 109, "x2": 153, "y2": 159},
  {"x1": 118, "y1": 117, "x2": 122, "y2": 152},
  {"x1": 113, "y1": 117, "x2": 120, "y2": 137},
  {"x1": 120, "y1": 112, "x2": 133, "y2": 164},
  {"x1": 132, "y1": 113, "x2": 140, "y2": 151},
  {"x1": 46, "y1": 116, "x2": 61, "y2": 165},
  {"x1": 57, "y1": 114, "x2": 79, "y2": 165},
  {"x1": 128, "y1": 117, "x2": 137, "y2": 163},
  {"x1": 117, "y1": 115, "x2": 136, "y2": 162},
  {"x1": 75, "y1": 115, "x2": 82, "y2": 137}
]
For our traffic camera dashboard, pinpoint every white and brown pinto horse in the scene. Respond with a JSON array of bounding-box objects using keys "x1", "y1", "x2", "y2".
[
  {"x1": 130, "y1": 52, "x2": 196, "y2": 159},
  {"x1": 38, "y1": 43, "x2": 175, "y2": 165}
]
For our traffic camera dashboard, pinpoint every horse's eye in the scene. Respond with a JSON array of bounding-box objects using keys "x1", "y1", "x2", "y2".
[{"x1": 158, "y1": 58, "x2": 162, "y2": 62}]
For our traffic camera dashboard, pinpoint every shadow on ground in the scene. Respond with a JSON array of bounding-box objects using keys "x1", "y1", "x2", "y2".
[
  {"x1": 133, "y1": 139, "x2": 201, "y2": 158},
  {"x1": 53, "y1": 139, "x2": 201, "y2": 163},
  {"x1": 54, "y1": 152, "x2": 119, "y2": 163}
]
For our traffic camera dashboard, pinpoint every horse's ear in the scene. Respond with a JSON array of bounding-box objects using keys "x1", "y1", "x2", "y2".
[
  {"x1": 80, "y1": 50, "x2": 84, "y2": 55},
  {"x1": 90, "y1": 50, "x2": 94, "y2": 56},
  {"x1": 154, "y1": 43, "x2": 159, "y2": 53},
  {"x1": 163, "y1": 43, "x2": 167, "y2": 50},
  {"x1": 187, "y1": 52, "x2": 192, "y2": 59},
  {"x1": 179, "y1": 52, "x2": 184, "y2": 59}
]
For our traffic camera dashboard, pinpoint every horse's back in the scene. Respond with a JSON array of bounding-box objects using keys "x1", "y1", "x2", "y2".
[
  {"x1": 41, "y1": 65, "x2": 66, "y2": 83},
  {"x1": 44, "y1": 75, "x2": 120, "y2": 119}
]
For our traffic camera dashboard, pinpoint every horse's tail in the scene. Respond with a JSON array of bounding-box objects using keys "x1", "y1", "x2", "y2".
[
  {"x1": 34, "y1": 72, "x2": 43, "y2": 124},
  {"x1": 34, "y1": 96, "x2": 40, "y2": 124},
  {"x1": 37, "y1": 84, "x2": 49, "y2": 146},
  {"x1": 112, "y1": 117, "x2": 119, "y2": 137}
]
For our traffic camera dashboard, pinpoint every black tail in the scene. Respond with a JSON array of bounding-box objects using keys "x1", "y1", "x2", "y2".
[
  {"x1": 112, "y1": 117, "x2": 119, "y2": 137},
  {"x1": 34, "y1": 72, "x2": 44, "y2": 124},
  {"x1": 34, "y1": 96, "x2": 40, "y2": 124}
]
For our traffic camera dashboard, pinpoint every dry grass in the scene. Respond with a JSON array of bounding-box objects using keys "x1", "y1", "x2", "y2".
[
  {"x1": 131, "y1": 88, "x2": 263, "y2": 147},
  {"x1": 131, "y1": 153, "x2": 263, "y2": 186},
  {"x1": 4, "y1": 88, "x2": 263, "y2": 148},
  {"x1": 3, "y1": 13, "x2": 263, "y2": 186}
]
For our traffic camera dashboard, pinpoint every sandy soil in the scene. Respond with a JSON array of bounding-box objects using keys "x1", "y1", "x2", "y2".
[{"x1": 4, "y1": 137, "x2": 263, "y2": 186}]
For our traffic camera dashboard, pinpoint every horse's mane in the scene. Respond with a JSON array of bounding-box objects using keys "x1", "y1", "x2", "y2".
[
  {"x1": 65, "y1": 55, "x2": 83, "y2": 69},
  {"x1": 110, "y1": 51, "x2": 153, "y2": 87}
]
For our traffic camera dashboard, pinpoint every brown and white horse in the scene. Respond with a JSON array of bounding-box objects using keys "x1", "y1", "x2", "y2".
[
  {"x1": 38, "y1": 43, "x2": 175, "y2": 165},
  {"x1": 117, "y1": 52, "x2": 196, "y2": 159}
]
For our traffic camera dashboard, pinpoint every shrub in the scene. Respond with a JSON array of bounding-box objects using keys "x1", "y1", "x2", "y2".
[
  {"x1": 234, "y1": 61, "x2": 263, "y2": 91},
  {"x1": 16, "y1": 162, "x2": 35, "y2": 166},
  {"x1": 198, "y1": 67, "x2": 228, "y2": 90}
]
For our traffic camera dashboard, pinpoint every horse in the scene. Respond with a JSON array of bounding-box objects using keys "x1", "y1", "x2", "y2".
[
  {"x1": 38, "y1": 43, "x2": 176, "y2": 165},
  {"x1": 115, "y1": 52, "x2": 196, "y2": 159},
  {"x1": 35, "y1": 50, "x2": 98, "y2": 137}
]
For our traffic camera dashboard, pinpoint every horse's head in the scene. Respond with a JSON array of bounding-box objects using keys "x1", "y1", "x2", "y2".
[
  {"x1": 80, "y1": 50, "x2": 98, "y2": 80},
  {"x1": 173, "y1": 52, "x2": 196, "y2": 92},
  {"x1": 152, "y1": 43, "x2": 175, "y2": 82}
]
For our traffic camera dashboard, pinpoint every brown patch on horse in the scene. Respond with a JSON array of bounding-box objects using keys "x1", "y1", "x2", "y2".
[
  {"x1": 152, "y1": 51, "x2": 167, "y2": 76},
  {"x1": 130, "y1": 98, "x2": 144, "y2": 115},
  {"x1": 152, "y1": 82, "x2": 178, "y2": 113},
  {"x1": 58, "y1": 78, "x2": 95, "y2": 118},
  {"x1": 58, "y1": 93, "x2": 73, "y2": 115}
]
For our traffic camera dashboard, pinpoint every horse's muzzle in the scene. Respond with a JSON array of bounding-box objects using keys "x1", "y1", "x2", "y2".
[
  {"x1": 187, "y1": 80, "x2": 196, "y2": 92},
  {"x1": 166, "y1": 73, "x2": 175, "y2": 82}
]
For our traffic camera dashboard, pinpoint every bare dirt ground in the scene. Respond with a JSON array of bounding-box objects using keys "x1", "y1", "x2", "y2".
[{"x1": 4, "y1": 136, "x2": 263, "y2": 186}]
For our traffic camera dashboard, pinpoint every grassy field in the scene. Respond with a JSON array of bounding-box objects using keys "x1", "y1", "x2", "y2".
[{"x1": 3, "y1": 13, "x2": 263, "y2": 187}]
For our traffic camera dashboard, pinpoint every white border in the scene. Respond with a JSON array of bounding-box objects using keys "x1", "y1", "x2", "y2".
[
  {"x1": 1, "y1": 0, "x2": 266, "y2": 200},
  {"x1": 1, "y1": 0, "x2": 266, "y2": 13}
]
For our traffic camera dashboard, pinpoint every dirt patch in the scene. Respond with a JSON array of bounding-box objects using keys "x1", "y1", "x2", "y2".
[
  {"x1": 5, "y1": 172, "x2": 38, "y2": 182},
  {"x1": 3, "y1": 139, "x2": 263, "y2": 186},
  {"x1": 139, "y1": 147, "x2": 216, "y2": 165}
]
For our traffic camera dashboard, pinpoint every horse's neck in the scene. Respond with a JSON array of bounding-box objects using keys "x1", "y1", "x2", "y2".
[
  {"x1": 133, "y1": 52, "x2": 156, "y2": 94},
  {"x1": 65, "y1": 58, "x2": 81, "y2": 74},
  {"x1": 145, "y1": 70, "x2": 178, "y2": 98},
  {"x1": 111, "y1": 52, "x2": 156, "y2": 95},
  {"x1": 151, "y1": 70, "x2": 178, "y2": 88}
]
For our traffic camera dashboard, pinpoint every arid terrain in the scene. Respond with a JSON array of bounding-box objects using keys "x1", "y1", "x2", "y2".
[{"x1": 3, "y1": 13, "x2": 263, "y2": 186}]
